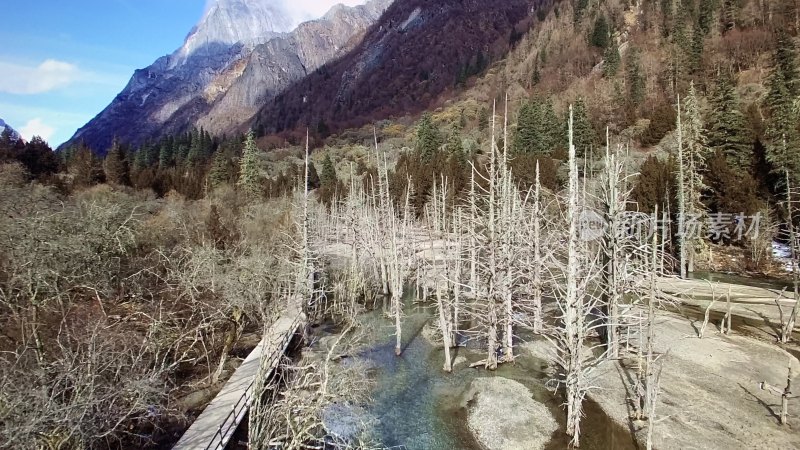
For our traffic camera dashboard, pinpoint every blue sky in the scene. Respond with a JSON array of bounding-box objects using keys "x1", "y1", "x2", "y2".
[{"x1": 0, "y1": 0, "x2": 364, "y2": 147}]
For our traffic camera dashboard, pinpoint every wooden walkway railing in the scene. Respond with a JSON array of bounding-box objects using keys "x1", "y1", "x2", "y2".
[{"x1": 173, "y1": 310, "x2": 304, "y2": 450}]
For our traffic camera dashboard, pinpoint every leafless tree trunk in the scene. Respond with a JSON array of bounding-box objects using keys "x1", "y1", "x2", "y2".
[
  {"x1": 699, "y1": 281, "x2": 717, "y2": 339},
  {"x1": 676, "y1": 96, "x2": 688, "y2": 279},
  {"x1": 436, "y1": 286, "x2": 453, "y2": 372},
  {"x1": 721, "y1": 287, "x2": 732, "y2": 335},
  {"x1": 782, "y1": 170, "x2": 799, "y2": 343},
  {"x1": 486, "y1": 99, "x2": 500, "y2": 370},
  {"x1": 645, "y1": 215, "x2": 660, "y2": 428},
  {"x1": 532, "y1": 161, "x2": 544, "y2": 334},
  {"x1": 599, "y1": 128, "x2": 628, "y2": 359},
  {"x1": 760, "y1": 361, "x2": 795, "y2": 425},
  {"x1": 562, "y1": 105, "x2": 588, "y2": 446}
]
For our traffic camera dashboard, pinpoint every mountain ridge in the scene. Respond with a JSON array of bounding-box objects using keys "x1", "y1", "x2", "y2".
[
  {"x1": 254, "y1": 0, "x2": 537, "y2": 138},
  {"x1": 63, "y1": 0, "x2": 392, "y2": 153}
]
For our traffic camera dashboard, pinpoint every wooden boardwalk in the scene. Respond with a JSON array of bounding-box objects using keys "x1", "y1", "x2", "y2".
[{"x1": 173, "y1": 305, "x2": 304, "y2": 450}]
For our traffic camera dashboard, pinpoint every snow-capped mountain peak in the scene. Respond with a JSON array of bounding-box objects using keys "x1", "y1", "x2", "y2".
[{"x1": 176, "y1": 0, "x2": 291, "y2": 61}]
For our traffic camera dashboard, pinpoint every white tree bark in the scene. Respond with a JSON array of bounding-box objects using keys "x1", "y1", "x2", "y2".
[
  {"x1": 677, "y1": 96, "x2": 688, "y2": 280},
  {"x1": 782, "y1": 169, "x2": 799, "y2": 343},
  {"x1": 564, "y1": 105, "x2": 586, "y2": 446}
]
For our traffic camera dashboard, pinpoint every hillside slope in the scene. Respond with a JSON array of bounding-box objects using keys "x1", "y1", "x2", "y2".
[{"x1": 254, "y1": 0, "x2": 540, "y2": 137}]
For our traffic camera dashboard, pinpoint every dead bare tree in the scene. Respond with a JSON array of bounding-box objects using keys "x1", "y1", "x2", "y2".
[
  {"x1": 699, "y1": 281, "x2": 718, "y2": 339},
  {"x1": 645, "y1": 213, "x2": 664, "y2": 450},
  {"x1": 720, "y1": 287, "x2": 733, "y2": 335},
  {"x1": 532, "y1": 161, "x2": 544, "y2": 334},
  {"x1": 549, "y1": 105, "x2": 602, "y2": 447},
  {"x1": 597, "y1": 129, "x2": 643, "y2": 359},
  {"x1": 781, "y1": 170, "x2": 800, "y2": 343},
  {"x1": 459, "y1": 98, "x2": 528, "y2": 369},
  {"x1": 759, "y1": 360, "x2": 796, "y2": 425},
  {"x1": 676, "y1": 95, "x2": 688, "y2": 279}
]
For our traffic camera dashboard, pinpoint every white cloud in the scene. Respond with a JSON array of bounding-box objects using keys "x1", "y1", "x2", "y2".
[
  {"x1": 0, "y1": 59, "x2": 81, "y2": 95},
  {"x1": 20, "y1": 118, "x2": 55, "y2": 143}
]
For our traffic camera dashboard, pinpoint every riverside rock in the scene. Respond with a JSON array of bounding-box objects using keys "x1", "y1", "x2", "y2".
[{"x1": 463, "y1": 377, "x2": 557, "y2": 450}]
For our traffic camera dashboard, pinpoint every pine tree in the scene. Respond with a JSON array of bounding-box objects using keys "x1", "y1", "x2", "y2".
[
  {"x1": 513, "y1": 100, "x2": 538, "y2": 154},
  {"x1": 590, "y1": 15, "x2": 611, "y2": 49},
  {"x1": 689, "y1": 25, "x2": 704, "y2": 75},
  {"x1": 187, "y1": 129, "x2": 201, "y2": 166},
  {"x1": 721, "y1": 0, "x2": 737, "y2": 32},
  {"x1": 707, "y1": 74, "x2": 752, "y2": 171},
  {"x1": 531, "y1": 61, "x2": 542, "y2": 86},
  {"x1": 513, "y1": 99, "x2": 562, "y2": 155},
  {"x1": 143, "y1": 142, "x2": 158, "y2": 168},
  {"x1": 307, "y1": 162, "x2": 320, "y2": 190},
  {"x1": 698, "y1": 0, "x2": 715, "y2": 35},
  {"x1": 478, "y1": 107, "x2": 490, "y2": 131},
  {"x1": 70, "y1": 145, "x2": 103, "y2": 188},
  {"x1": 0, "y1": 126, "x2": 17, "y2": 152},
  {"x1": 320, "y1": 153, "x2": 337, "y2": 187},
  {"x1": 445, "y1": 132, "x2": 465, "y2": 158},
  {"x1": 317, "y1": 153, "x2": 339, "y2": 207},
  {"x1": 175, "y1": 144, "x2": 189, "y2": 167},
  {"x1": 208, "y1": 150, "x2": 233, "y2": 189},
  {"x1": 201, "y1": 128, "x2": 214, "y2": 157},
  {"x1": 416, "y1": 113, "x2": 442, "y2": 162},
  {"x1": 765, "y1": 81, "x2": 800, "y2": 184},
  {"x1": 772, "y1": 29, "x2": 800, "y2": 98},
  {"x1": 574, "y1": 0, "x2": 590, "y2": 23},
  {"x1": 603, "y1": 45, "x2": 621, "y2": 78},
  {"x1": 765, "y1": 31, "x2": 800, "y2": 185},
  {"x1": 103, "y1": 139, "x2": 130, "y2": 186},
  {"x1": 159, "y1": 141, "x2": 174, "y2": 169},
  {"x1": 626, "y1": 48, "x2": 646, "y2": 113},
  {"x1": 571, "y1": 99, "x2": 595, "y2": 158},
  {"x1": 542, "y1": 100, "x2": 564, "y2": 152},
  {"x1": 237, "y1": 131, "x2": 262, "y2": 198}
]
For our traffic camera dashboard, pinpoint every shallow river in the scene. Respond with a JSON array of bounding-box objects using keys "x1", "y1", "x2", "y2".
[{"x1": 328, "y1": 296, "x2": 637, "y2": 450}]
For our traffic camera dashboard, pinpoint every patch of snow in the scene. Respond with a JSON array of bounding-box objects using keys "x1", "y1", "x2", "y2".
[
  {"x1": 400, "y1": 7, "x2": 422, "y2": 30},
  {"x1": 773, "y1": 240, "x2": 796, "y2": 272}
]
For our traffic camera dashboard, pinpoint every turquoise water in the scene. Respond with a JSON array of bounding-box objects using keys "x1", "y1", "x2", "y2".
[{"x1": 351, "y1": 298, "x2": 636, "y2": 450}]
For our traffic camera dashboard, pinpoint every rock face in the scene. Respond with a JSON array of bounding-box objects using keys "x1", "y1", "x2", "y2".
[
  {"x1": 64, "y1": 0, "x2": 392, "y2": 153},
  {"x1": 255, "y1": 0, "x2": 535, "y2": 136},
  {"x1": 176, "y1": 0, "x2": 290, "y2": 64},
  {"x1": 463, "y1": 377, "x2": 557, "y2": 450},
  {"x1": 591, "y1": 311, "x2": 800, "y2": 450}
]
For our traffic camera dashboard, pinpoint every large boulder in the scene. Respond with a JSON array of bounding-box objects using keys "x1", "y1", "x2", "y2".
[{"x1": 462, "y1": 377, "x2": 557, "y2": 450}]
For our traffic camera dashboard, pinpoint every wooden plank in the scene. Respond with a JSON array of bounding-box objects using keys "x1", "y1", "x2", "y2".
[{"x1": 173, "y1": 312, "x2": 302, "y2": 450}]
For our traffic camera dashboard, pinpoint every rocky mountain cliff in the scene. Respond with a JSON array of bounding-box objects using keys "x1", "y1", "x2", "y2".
[
  {"x1": 64, "y1": 0, "x2": 392, "y2": 153},
  {"x1": 254, "y1": 0, "x2": 536, "y2": 137}
]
